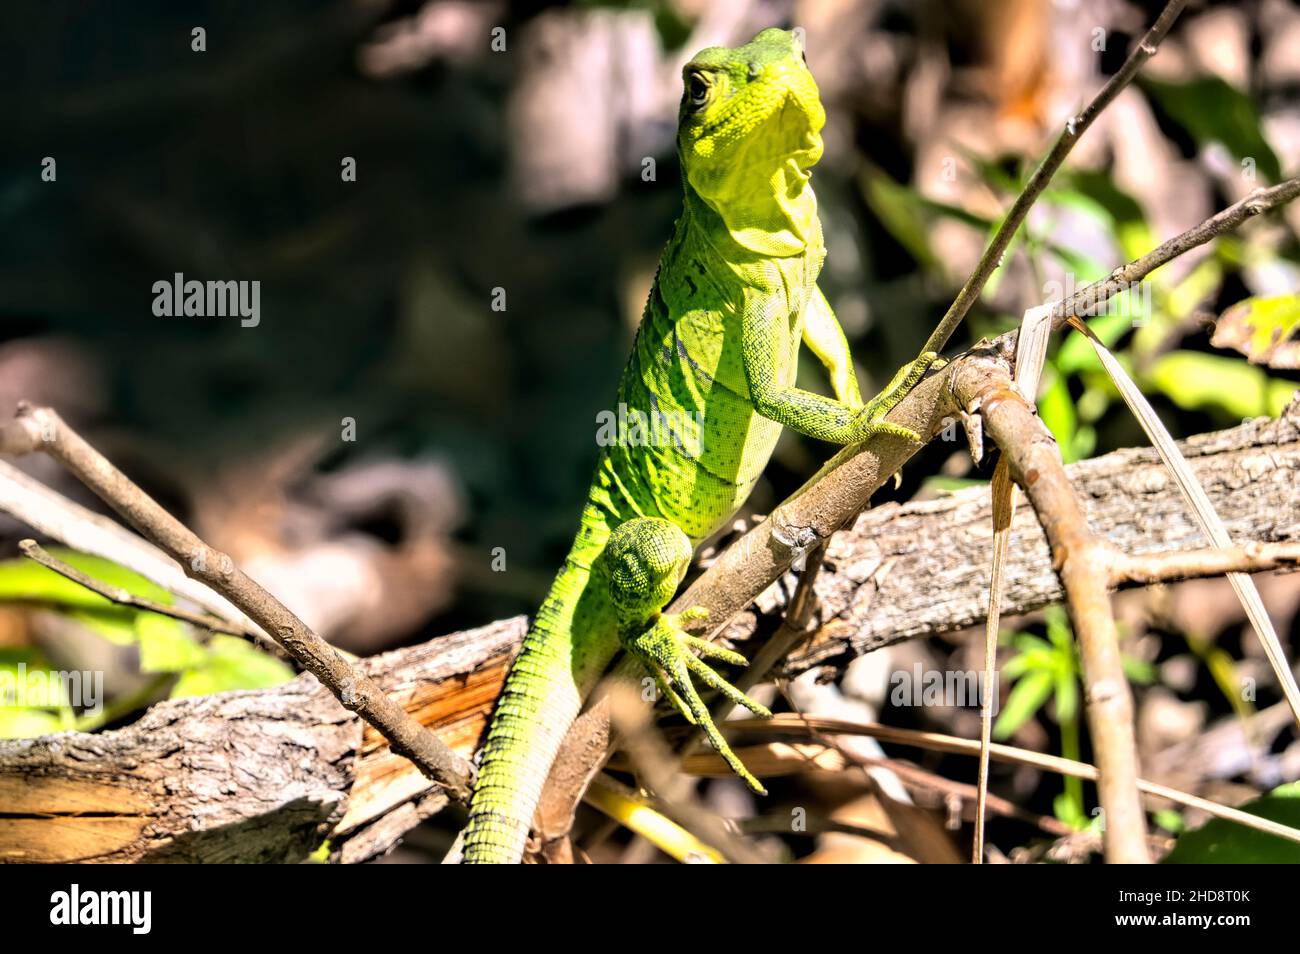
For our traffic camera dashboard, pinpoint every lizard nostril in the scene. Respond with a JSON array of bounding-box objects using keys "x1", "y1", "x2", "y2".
[{"x1": 748, "y1": 61, "x2": 761, "y2": 80}]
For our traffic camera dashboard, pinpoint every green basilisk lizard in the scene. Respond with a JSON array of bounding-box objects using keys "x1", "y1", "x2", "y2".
[{"x1": 463, "y1": 27, "x2": 941, "y2": 863}]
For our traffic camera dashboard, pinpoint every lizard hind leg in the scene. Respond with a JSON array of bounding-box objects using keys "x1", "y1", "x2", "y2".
[{"x1": 604, "y1": 517, "x2": 772, "y2": 795}]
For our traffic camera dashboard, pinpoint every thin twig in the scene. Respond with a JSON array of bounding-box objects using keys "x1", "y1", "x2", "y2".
[
  {"x1": 848, "y1": 755, "x2": 1073, "y2": 837},
  {"x1": 920, "y1": 0, "x2": 1189, "y2": 357},
  {"x1": 1071, "y1": 319, "x2": 1300, "y2": 731},
  {"x1": 953, "y1": 362, "x2": 1150, "y2": 862},
  {"x1": 0, "y1": 404, "x2": 473, "y2": 802},
  {"x1": 1053, "y1": 179, "x2": 1300, "y2": 330},
  {"x1": 607, "y1": 682, "x2": 767, "y2": 864},
  {"x1": 716, "y1": 715, "x2": 1300, "y2": 849},
  {"x1": 0, "y1": 460, "x2": 265, "y2": 639},
  {"x1": 18, "y1": 539, "x2": 262, "y2": 642},
  {"x1": 1111, "y1": 541, "x2": 1300, "y2": 583},
  {"x1": 1055, "y1": 180, "x2": 1300, "y2": 335}
]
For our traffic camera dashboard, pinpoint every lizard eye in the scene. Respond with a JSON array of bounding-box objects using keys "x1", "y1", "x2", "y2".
[{"x1": 686, "y1": 71, "x2": 711, "y2": 108}]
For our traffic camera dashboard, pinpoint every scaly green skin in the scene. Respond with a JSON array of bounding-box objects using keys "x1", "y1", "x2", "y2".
[{"x1": 462, "y1": 28, "x2": 940, "y2": 864}]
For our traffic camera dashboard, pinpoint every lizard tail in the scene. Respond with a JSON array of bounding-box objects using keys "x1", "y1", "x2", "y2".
[
  {"x1": 463, "y1": 523, "x2": 619, "y2": 864},
  {"x1": 461, "y1": 615, "x2": 583, "y2": 864}
]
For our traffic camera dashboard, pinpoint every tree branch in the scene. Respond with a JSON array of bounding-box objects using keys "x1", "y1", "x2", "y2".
[
  {"x1": 952, "y1": 357, "x2": 1149, "y2": 862},
  {"x1": 920, "y1": 0, "x2": 1190, "y2": 356},
  {"x1": 0, "y1": 403, "x2": 473, "y2": 803},
  {"x1": 1051, "y1": 178, "x2": 1300, "y2": 330},
  {"x1": 17, "y1": 538, "x2": 265, "y2": 644},
  {"x1": 0, "y1": 618, "x2": 521, "y2": 863},
  {"x1": 0, "y1": 459, "x2": 265, "y2": 639}
]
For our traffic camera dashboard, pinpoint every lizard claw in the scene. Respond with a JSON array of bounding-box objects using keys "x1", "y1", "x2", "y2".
[
  {"x1": 853, "y1": 351, "x2": 947, "y2": 443},
  {"x1": 624, "y1": 608, "x2": 771, "y2": 795}
]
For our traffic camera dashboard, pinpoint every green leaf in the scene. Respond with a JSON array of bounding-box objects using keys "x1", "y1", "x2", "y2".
[
  {"x1": 1154, "y1": 809, "x2": 1185, "y2": 834},
  {"x1": 1044, "y1": 606, "x2": 1073, "y2": 651},
  {"x1": 170, "y1": 635, "x2": 293, "y2": 700},
  {"x1": 1054, "y1": 670, "x2": 1079, "y2": 724},
  {"x1": 919, "y1": 475, "x2": 989, "y2": 495},
  {"x1": 1055, "y1": 312, "x2": 1132, "y2": 375},
  {"x1": 0, "y1": 550, "x2": 179, "y2": 646},
  {"x1": 1059, "y1": 171, "x2": 1157, "y2": 262},
  {"x1": 0, "y1": 550, "x2": 173, "y2": 606},
  {"x1": 1166, "y1": 258, "x2": 1224, "y2": 324},
  {"x1": 1038, "y1": 370, "x2": 1079, "y2": 461},
  {"x1": 0, "y1": 708, "x2": 66, "y2": 739},
  {"x1": 0, "y1": 648, "x2": 76, "y2": 739},
  {"x1": 1142, "y1": 76, "x2": 1282, "y2": 184},
  {"x1": 1148, "y1": 350, "x2": 1289, "y2": 419},
  {"x1": 993, "y1": 669, "x2": 1053, "y2": 739},
  {"x1": 955, "y1": 147, "x2": 1023, "y2": 194},
  {"x1": 136, "y1": 613, "x2": 205, "y2": 673},
  {"x1": 1162, "y1": 783, "x2": 1300, "y2": 863},
  {"x1": 1043, "y1": 241, "x2": 1109, "y2": 287},
  {"x1": 1120, "y1": 655, "x2": 1157, "y2": 685},
  {"x1": 1053, "y1": 791, "x2": 1089, "y2": 830},
  {"x1": 1211, "y1": 294, "x2": 1300, "y2": 369}
]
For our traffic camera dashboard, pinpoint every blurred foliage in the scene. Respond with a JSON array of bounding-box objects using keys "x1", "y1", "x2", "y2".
[
  {"x1": 871, "y1": 125, "x2": 1298, "y2": 466},
  {"x1": 0, "y1": 551, "x2": 291, "y2": 737},
  {"x1": 0, "y1": 647, "x2": 76, "y2": 738},
  {"x1": 1163, "y1": 782, "x2": 1300, "y2": 863},
  {"x1": 1212, "y1": 293, "x2": 1300, "y2": 368},
  {"x1": 995, "y1": 607, "x2": 1155, "y2": 828}
]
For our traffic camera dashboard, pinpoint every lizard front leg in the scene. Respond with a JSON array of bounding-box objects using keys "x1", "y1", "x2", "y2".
[
  {"x1": 603, "y1": 516, "x2": 771, "y2": 794},
  {"x1": 746, "y1": 289, "x2": 944, "y2": 444},
  {"x1": 800, "y1": 285, "x2": 864, "y2": 408}
]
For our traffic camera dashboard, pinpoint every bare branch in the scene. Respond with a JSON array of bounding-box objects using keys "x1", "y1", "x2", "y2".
[
  {"x1": 0, "y1": 619, "x2": 520, "y2": 863},
  {"x1": 18, "y1": 539, "x2": 265, "y2": 643},
  {"x1": 1053, "y1": 179, "x2": 1300, "y2": 329},
  {"x1": 921, "y1": 0, "x2": 1190, "y2": 356},
  {"x1": 1112, "y1": 541, "x2": 1300, "y2": 585},
  {"x1": 0, "y1": 459, "x2": 264, "y2": 637},
  {"x1": 952, "y1": 358, "x2": 1150, "y2": 862},
  {"x1": 0, "y1": 403, "x2": 473, "y2": 803},
  {"x1": 710, "y1": 716, "x2": 1300, "y2": 850}
]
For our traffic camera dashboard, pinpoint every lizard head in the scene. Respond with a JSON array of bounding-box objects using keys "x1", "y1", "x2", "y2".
[{"x1": 677, "y1": 28, "x2": 826, "y2": 254}]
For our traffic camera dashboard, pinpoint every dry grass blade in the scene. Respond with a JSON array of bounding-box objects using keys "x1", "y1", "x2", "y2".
[
  {"x1": 1072, "y1": 320, "x2": 1300, "y2": 729},
  {"x1": 583, "y1": 775, "x2": 725, "y2": 864},
  {"x1": 975, "y1": 303, "x2": 1056, "y2": 863},
  {"x1": 976, "y1": 461, "x2": 1013, "y2": 863},
  {"x1": 717, "y1": 715, "x2": 1300, "y2": 848}
]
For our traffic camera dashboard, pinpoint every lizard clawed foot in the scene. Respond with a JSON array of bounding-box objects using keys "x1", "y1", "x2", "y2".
[
  {"x1": 853, "y1": 350, "x2": 947, "y2": 443},
  {"x1": 624, "y1": 606, "x2": 771, "y2": 795}
]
